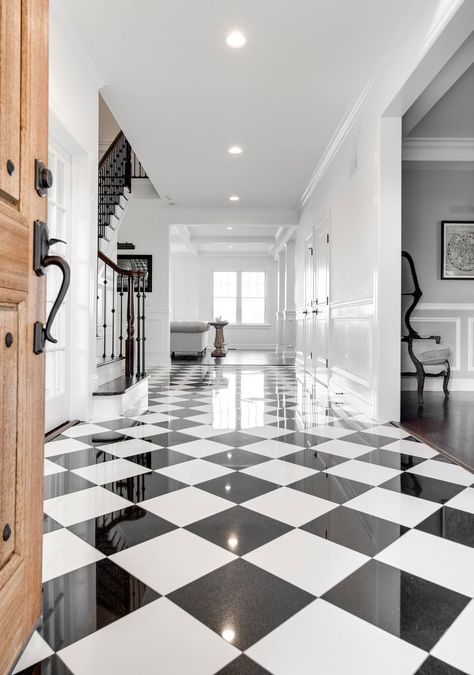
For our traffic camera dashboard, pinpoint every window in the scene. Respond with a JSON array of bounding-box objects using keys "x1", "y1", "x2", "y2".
[{"x1": 213, "y1": 271, "x2": 266, "y2": 324}]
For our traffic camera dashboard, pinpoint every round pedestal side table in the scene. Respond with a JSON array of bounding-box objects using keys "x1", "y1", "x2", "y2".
[{"x1": 209, "y1": 320, "x2": 228, "y2": 357}]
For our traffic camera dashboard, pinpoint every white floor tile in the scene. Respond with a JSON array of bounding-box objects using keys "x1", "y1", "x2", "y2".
[
  {"x1": 380, "y1": 439, "x2": 438, "y2": 458},
  {"x1": 447, "y1": 487, "x2": 474, "y2": 515},
  {"x1": 172, "y1": 439, "x2": 231, "y2": 458},
  {"x1": 116, "y1": 424, "x2": 162, "y2": 438},
  {"x1": 246, "y1": 599, "x2": 426, "y2": 675},
  {"x1": 58, "y1": 598, "x2": 239, "y2": 675},
  {"x1": 172, "y1": 424, "x2": 222, "y2": 438},
  {"x1": 44, "y1": 458, "x2": 67, "y2": 476},
  {"x1": 345, "y1": 487, "x2": 440, "y2": 527},
  {"x1": 432, "y1": 600, "x2": 474, "y2": 674},
  {"x1": 43, "y1": 528, "x2": 104, "y2": 582},
  {"x1": 111, "y1": 528, "x2": 236, "y2": 595},
  {"x1": 44, "y1": 438, "x2": 91, "y2": 458},
  {"x1": 244, "y1": 439, "x2": 301, "y2": 459},
  {"x1": 241, "y1": 459, "x2": 317, "y2": 485},
  {"x1": 44, "y1": 486, "x2": 132, "y2": 527},
  {"x1": 363, "y1": 425, "x2": 411, "y2": 439},
  {"x1": 244, "y1": 529, "x2": 368, "y2": 596},
  {"x1": 325, "y1": 459, "x2": 402, "y2": 486},
  {"x1": 129, "y1": 412, "x2": 177, "y2": 423},
  {"x1": 62, "y1": 424, "x2": 109, "y2": 438},
  {"x1": 243, "y1": 486, "x2": 337, "y2": 527},
  {"x1": 99, "y1": 438, "x2": 163, "y2": 458},
  {"x1": 12, "y1": 632, "x2": 54, "y2": 674},
  {"x1": 72, "y1": 458, "x2": 150, "y2": 485},
  {"x1": 156, "y1": 459, "x2": 233, "y2": 485},
  {"x1": 312, "y1": 439, "x2": 374, "y2": 459},
  {"x1": 376, "y1": 529, "x2": 474, "y2": 597},
  {"x1": 141, "y1": 486, "x2": 233, "y2": 526},
  {"x1": 406, "y1": 459, "x2": 474, "y2": 486}
]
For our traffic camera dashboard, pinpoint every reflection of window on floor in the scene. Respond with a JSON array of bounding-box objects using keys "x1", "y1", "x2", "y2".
[
  {"x1": 210, "y1": 370, "x2": 265, "y2": 429},
  {"x1": 213, "y1": 271, "x2": 266, "y2": 324}
]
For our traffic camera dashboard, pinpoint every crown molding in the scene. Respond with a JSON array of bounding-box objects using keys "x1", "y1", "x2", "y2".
[
  {"x1": 51, "y1": 0, "x2": 108, "y2": 89},
  {"x1": 298, "y1": 0, "x2": 466, "y2": 209},
  {"x1": 403, "y1": 137, "x2": 474, "y2": 161}
]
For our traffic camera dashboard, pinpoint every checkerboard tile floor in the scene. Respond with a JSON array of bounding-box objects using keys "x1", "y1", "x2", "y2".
[{"x1": 15, "y1": 365, "x2": 474, "y2": 674}]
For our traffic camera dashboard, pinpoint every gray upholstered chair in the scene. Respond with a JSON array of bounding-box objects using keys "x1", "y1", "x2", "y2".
[{"x1": 170, "y1": 321, "x2": 210, "y2": 358}]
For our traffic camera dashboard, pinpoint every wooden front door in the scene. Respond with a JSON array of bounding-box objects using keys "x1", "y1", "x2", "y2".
[{"x1": 0, "y1": 0, "x2": 49, "y2": 671}]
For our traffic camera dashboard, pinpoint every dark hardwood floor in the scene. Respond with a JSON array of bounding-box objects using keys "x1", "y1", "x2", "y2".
[
  {"x1": 401, "y1": 390, "x2": 474, "y2": 472},
  {"x1": 171, "y1": 349, "x2": 296, "y2": 367}
]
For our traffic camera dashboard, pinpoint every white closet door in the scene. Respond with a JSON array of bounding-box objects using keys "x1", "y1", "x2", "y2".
[
  {"x1": 45, "y1": 140, "x2": 72, "y2": 432},
  {"x1": 314, "y1": 222, "x2": 330, "y2": 386}
]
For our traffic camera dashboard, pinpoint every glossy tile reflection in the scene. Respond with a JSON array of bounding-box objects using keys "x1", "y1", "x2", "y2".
[{"x1": 33, "y1": 363, "x2": 474, "y2": 674}]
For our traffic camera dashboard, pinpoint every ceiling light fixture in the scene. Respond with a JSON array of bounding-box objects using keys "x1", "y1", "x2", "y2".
[
  {"x1": 226, "y1": 226, "x2": 233, "y2": 230},
  {"x1": 229, "y1": 195, "x2": 240, "y2": 202},
  {"x1": 226, "y1": 31, "x2": 246, "y2": 48},
  {"x1": 228, "y1": 145, "x2": 243, "y2": 155}
]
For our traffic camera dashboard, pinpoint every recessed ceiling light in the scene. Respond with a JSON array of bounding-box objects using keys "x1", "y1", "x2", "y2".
[
  {"x1": 229, "y1": 195, "x2": 239, "y2": 202},
  {"x1": 228, "y1": 145, "x2": 243, "y2": 155},
  {"x1": 228, "y1": 245, "x2": 233, "y2": 248},
  {"x1": 226, "y1": 31, "x2": 246, "y2": 48},
  {"x1": 226, "y1": 226, "x2": 233, "y2": 230}
]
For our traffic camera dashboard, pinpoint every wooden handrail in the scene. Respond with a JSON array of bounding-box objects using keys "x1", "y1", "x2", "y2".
[
  {"x1": 98, "y1": 250, "x2": 145, "y2": 277},
  {"x1": 99, "y1": 130, "x2": 125, "y2": 170}
]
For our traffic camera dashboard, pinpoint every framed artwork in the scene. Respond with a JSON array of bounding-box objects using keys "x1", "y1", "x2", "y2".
[
  {"x1": 441, "y1": 221, "x2": 474, "y2": 280},
  {"x1": 117, "y1": 254, "x2": 153, "y2": 292}
]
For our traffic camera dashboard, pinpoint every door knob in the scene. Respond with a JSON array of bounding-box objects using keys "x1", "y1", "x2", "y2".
[
  {"x1": 33, "y1": 221, "x2": 71, "y2": 354},
  {"x1": 35, "y1": 159, "x2": 53, "y2": 197}
]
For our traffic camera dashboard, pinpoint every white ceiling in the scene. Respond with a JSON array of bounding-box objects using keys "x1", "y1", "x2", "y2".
[
  {"x1": 65, "y1": 0, "x2": 411, "y2": 211},
  {"x1": 170, "y1": 224, "x2": 287, "y2": 256}
]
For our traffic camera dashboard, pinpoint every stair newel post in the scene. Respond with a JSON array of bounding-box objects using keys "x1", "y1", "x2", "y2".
[
  {"x1": 125, "y1": 275, "x2": 135, "y2": 378},
  {"x1": 102, "y1": 265, "x2": 108, "y2": 359},
  {"x1": 142, "y1": 276, "x2": 146, "y2": 376},
  {"x1": 111, "y1": 269, "x2": 115, "y2": 358},
  {"x1": 119, "y1": 274, "x2": 124, "y2": 358},
  {"x1": 136, "y1": 274, "x2": 141, "y2": 378}
]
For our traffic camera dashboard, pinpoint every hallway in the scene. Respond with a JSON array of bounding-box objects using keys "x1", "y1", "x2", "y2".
[{"x1": 16, "y1": 365, "x2": 474, "y2": 674}]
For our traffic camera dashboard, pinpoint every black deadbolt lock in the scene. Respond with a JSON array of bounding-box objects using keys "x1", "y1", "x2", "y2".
[
  {"x1": 3, "y1": 524, "x2": 11, "y2": 542},
  {"x1": 5, "y1": 332, "x2": 13, "y2": 348},
  {"x1": 35, "y1": 159, "x2": 53, "y2": 197},
  {"x1": 6, "y1": 159, "x2": 15, "y2": 176}
]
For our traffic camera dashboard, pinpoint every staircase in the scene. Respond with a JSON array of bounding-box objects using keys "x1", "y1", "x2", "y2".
[{"x1": 94, "y1": 132, "x2": 150, "y2": 418}]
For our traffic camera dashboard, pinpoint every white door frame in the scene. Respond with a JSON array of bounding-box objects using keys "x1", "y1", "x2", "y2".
[{"x1": 374, "y1": 2, "x2": 473, "y2": 422}]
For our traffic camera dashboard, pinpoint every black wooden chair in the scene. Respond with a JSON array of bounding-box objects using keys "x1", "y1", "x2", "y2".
[{"x1": 401, "y1": 251, "x2": 451, "y2": 406}]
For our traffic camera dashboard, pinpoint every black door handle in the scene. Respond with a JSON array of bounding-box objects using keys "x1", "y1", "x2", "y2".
[
  {"x1": 33, "y1": 220, "x2": 71, "y2": 354},
  {"x1": 302, "y1": 310, "x2": 308, "y2": 315}
]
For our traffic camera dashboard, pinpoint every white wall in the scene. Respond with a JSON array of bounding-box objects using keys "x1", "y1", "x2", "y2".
[
  {"x1": 294, "y1": 0, "x2": 473, "y2": 420},
  {"x1": 119, "y1": 200, "x2": 170, "y2": 365},
  {"x1": 49, "y1": 1, "x2": 102, "y2": 422},
  {"x1": 402, "y1": 164, "x2": 474, "y2": 388},
  {"x1": 170, "y1": 255, "x2": 278, "y2": 350}
]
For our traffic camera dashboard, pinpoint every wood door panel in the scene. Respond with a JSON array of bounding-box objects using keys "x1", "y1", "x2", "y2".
[
  {"x1": 0, "y1": 305, "x2": 18, "y2": 570},
  {"x1": 0, "y1": 207, "x2": 28, "y2": 292},
  {"x1": 0, "y1": 0, "x2": 22, "y2": 203}
]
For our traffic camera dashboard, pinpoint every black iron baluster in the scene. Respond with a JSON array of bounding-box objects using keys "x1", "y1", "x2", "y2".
[
  {"x1": 119, "y1": 274, "x2": 124, "y2": 358},
  {"x1": 141, "y1": 276, "x2": 146, "y2": 376},
  {"x1": 136, "y1": 275, "x2": 141, "y2": 377},
  {"x1": 111, "y1": 269, "x2": 115, "y2": 358},
  {"x1": 126, "y1": 276, "x2": 135, "y2": 378},
  {"x1": 102, "y1": 266, "x2": 108, "y2": 359}
]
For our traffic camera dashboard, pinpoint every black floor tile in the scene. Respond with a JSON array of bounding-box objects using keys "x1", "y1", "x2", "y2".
[
  {"x1": 268, "y1": 419, "x2": 302, "y2": 431},
  {"x1": 167, "y1": 408, "x2": 205, "y2": 418},
  {"x1": 208, "y1": 432, "x2": 263, "y2": 448},
  {"x1": 266, "y1": 408, "x2": 299, "y2": 419},
  {"x1": 47, "y1": 448, "x2": 115, "y2": 470},
  {"x1": 289, "y1": 472, "x2": 372, "y2": 504},
  {"x1": 103, "y1": 472, "x2": 186, "y2": 503},
  {"x1": 301, "y1": 505, "x2": 409, "y2": 556},
  {"x1": 43, "y1": 514, "x2": 62, "y2": 534},
  {"x1": 44, "y1": 472, "x2": 94, "y2": 500},
  {"x1": 127, "y1": 448, "x2": 194, "y2": 470},
  {"x1": 153, "y1": 418, "x2": 204, "y2": 431},
  {"x1": 416, "y1": 656, "x2": 467, "y2": 674},
  {"x1": 327, "y1": 419, "x2": 373, "y2": 431},
  {"x1": 323, "y1": 559, "x2": 469, "y2": 651},
  {"x1": 72, "y1": 431, "x2": 126, "y2": 446},
  {"x1": 340, "y1": 431, "x2": 397, "y2": 448},
  {"x1": 216, "y1": 655, "x2": 272, "y2": 674},
  {"x1": 141, "y1": 431, "x2": 197, "y2": 447},
  {"x1": 205, "y1": 448, "x2": 270, "y2": 470},
  {"x1": 68, "y1": 505, "x2": 176, "y2": 554},
  {"x1": 15, "y1": 654, "x2": 73, "y2": 674},
  {"x1": 39, "y1": 559, "x2": 159, "y2": 651},
  {"x1": 280, "y1": 449, "x2": 348, "y2": 471},
  {"x1": 381, "y1": 473, "x2": 465, "y2": 504},
  {"x1": 168, "y1": 558, "x2": 314, "y2": 650},
  {"x1": 416, "y1": 506, "x2": 474, "y2": 548},
  {"x1": 272, "y1": 432, "x2": 332, "y2": 448},
  {"x1": 186, "y1": 506, "x2": 292, "y2": 555},
  {"x1": 357, "y1": 448, "x2": 426, "y2": 471},
  {"x1": 198, "y1": 471, "x2": 277, "y2": 504},
  {"x1": 98, "y1": 418, "x2": 145, "y2": 431}
]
